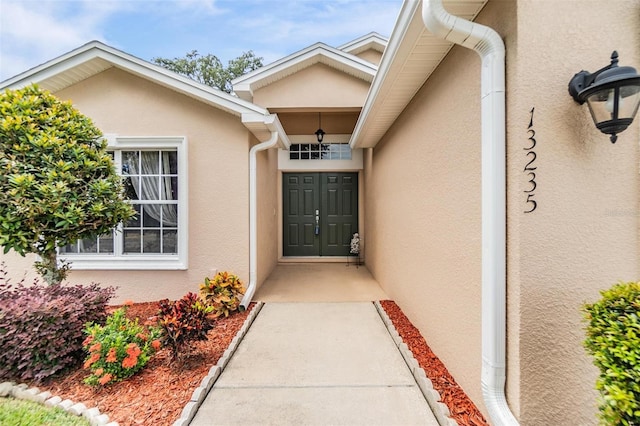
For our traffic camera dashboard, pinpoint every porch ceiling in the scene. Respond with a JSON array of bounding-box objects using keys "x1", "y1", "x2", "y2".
[
  {"x1": 275, "y1": 110, "x2": 361, "y2": 137},
  {"x1": 350, "y1": 0, "x2": 488, "y2": 149}
]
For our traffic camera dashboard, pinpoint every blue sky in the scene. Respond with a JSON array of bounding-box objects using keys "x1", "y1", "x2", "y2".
[{"x1": 0, "y1": 0, "x2": 403, "y2": 82}]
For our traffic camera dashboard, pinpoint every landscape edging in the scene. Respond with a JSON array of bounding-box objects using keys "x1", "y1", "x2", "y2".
[
  {"x1": 172, "y1": 301, "x2": 265, "y2": 426},
  {"x1": 373, "y1": 300, "x2": 459, "y2": 426}
]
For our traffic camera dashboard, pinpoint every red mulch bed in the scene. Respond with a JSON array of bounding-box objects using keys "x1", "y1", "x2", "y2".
[
  {"x1": 380, "y1": 300, "x2": 489, "y2": 426},
  {"x1": 33, "y1": 302, "x2": 253, "y2": 426},
  {"x1": 27, "y1": 300, "x2": 486, "y2": 426}
]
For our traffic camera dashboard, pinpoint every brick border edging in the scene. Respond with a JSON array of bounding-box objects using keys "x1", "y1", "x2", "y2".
[
  {"x1": 373, "y1": 301, "x2": 458, "y2": 426},
  {"x1": 172, "y1": 301, "x2": 265, "y2": 426},
  {"x1": 0, "y1": 381, "x2": 118, "y2": 426}
]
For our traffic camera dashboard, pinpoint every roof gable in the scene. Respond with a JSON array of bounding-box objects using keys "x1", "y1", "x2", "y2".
[
  {"x1": 232, "y1": 42, "x2": 377, "y2": 102},
  {"x1": 338, "y1": 32, "x2": 388, "y2": 56},
  {"x1": 0, "y1": 41, "x2": 267, "y2": 118}
]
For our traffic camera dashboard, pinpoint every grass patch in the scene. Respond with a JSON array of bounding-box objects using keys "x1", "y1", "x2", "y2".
[{"x1": 0, "y1": 397, "x2": 90, "y2": 426}]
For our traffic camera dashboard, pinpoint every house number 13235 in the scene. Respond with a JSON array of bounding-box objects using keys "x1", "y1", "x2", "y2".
[{"x1": 524, "y1": 107, "x2": 537, "y2": 213}]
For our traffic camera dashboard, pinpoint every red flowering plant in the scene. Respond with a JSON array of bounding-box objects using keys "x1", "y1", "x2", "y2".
[{"x1": 82, "y1": 303, "x2": 162, "y2": 386}]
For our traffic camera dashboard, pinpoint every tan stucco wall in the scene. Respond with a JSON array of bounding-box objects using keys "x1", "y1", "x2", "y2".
[
  {"x1": 365, "y1": 37, "x2": 487, "y2": 414},
  {"x1": 367, "y1": 0, "x2": 640, "y2": 424},
  {"x1": 511, "y1": 1, "x2": 640, "y2": 424},
  {"x1": 0, "y1": 68, "x2": 252, "y2": 303},
  {"x1": 252, "y1": 63, "x2": 371, "y2": 110},
  {"x1": 255, "y1": 145, "x2": 280, "y2": 288}
]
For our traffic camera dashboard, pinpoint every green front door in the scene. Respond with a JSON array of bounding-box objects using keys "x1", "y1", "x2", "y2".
[{"x1": 283, "y1": 172, "x2": 358, "y2": 257}]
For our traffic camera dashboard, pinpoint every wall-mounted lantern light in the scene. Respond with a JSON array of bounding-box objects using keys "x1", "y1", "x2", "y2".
[
  {"x1": 315, "y1": 112, "x2": 325, "y2": 143},
  {"x1": 568, "y1": 51, "x2": 640, "y2": 143}
]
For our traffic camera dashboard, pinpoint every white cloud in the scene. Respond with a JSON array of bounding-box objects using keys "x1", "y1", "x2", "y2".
[
  {"x1": 0, "y1": 1, "x2": 127, "y2": 81},
  {"x1": 0, "y1": 0, "x2": 402, "y2": 82}
]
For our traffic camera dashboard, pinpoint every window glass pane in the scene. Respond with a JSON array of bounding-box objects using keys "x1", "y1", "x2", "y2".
[
  {"x1": 140, "y1": 176, "x2": 160, "y2": 200},
  {"x1": 142, "y1": 205, "x2": 161, "y2": 227},
  {"x1": 142, "y1": 230, "x2": 161, "y2": 253},
  {"x1": 163, "y1": 230, "x2": 177, "y2": 254},
  {"x1": 122, "y1": 151, "x2": 138, "y2": 175},
  {"x1": 125, "y1": 204, "x2": 141, "y2": 227},
  {"x1": 163, "y1": 151, "x2": 178, "y2": 175},
  {"x1": 301, "y1": 152, "x2": 309, "y2": 160},
  {"x1": 340, "y1": 144, "x2": 352, "y2": 160},
  {"x1": 290, "y1": 152, "x2": 299, "y2": 160},
  {"x1": 141, "y1": 151, "x2": 159, "y2": 174},
  {"x1": 123, "y1": 176, "x2": 138, "y2": 200},
  {"x1": 161, "y1": 177, "x2": 178, "y2": 200},
  {"x1": 79, "y1": 238, "x2": 98, "y2": 253},
  {"x1": 60, "y1": 243, "x2": 78, "y2": 254},
  {"x1": 98, "y1": 233, "x2": 114, "y2": 254},
  {"x1": 162, "y1": 204, "x2": 178, "y2": 227},
  {"x1": 124, "y1": 230, "x2": 142, "y2": 253}
]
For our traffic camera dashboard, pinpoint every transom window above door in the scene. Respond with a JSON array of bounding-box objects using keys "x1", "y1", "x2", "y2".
[{"x1": 289, "y1": 143, "x2": 352, "y2": 160}]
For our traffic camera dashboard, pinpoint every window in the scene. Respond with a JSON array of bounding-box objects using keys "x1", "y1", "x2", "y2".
[
  {"x1": 289, "y1": 143, "x2": 352, "y2": 160},
  {"x1": 59, "y1": 137, "x2": 188, "y2": 270}
]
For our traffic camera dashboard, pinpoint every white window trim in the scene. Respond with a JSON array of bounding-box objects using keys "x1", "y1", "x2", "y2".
[{"x1": 59, "y1": 135, "x2": 189, "y2": 270}]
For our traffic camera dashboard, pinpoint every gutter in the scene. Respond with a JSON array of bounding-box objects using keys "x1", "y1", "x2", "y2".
[
  {"x1": 240, "y1": 130, "x2": 278, "y2": 309},
  {"x1": 239, "y1": 113, "x2": 289, "y2": 309},
  {"x1": 421, "y1": 1, "x2": 518, "y2": 425}
]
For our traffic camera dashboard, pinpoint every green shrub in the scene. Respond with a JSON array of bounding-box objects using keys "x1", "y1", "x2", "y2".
[
  {"x1": 0, "y1": 85, "x2": 135, "y2": 285},
  {"x1": 0, "y1": 267, "x2": 115, "y2": 382},
  {"x1": 583, "y1": 281, "x2": 640, "y2": 425},
  {"x1": 83, "y1": 305, "x2": 162, "y2": 386},
  {"x1": 199, "y1": 271, "x2": 245, "y2": 318},
  {"x1": 157, "y1": 293, "x2": 215, "y2": 360}
]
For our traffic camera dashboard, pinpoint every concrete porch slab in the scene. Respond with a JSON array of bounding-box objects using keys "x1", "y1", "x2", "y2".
[{"x1": 254, "y1": 263, "x2": 387, "y2": 302}]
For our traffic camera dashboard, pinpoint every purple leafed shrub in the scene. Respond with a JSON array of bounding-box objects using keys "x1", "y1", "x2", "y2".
[{"x1": 0, "y1": 265, "x2": 116, "y2": 382}]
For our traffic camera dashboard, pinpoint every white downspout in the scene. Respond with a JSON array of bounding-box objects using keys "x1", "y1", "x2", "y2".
[
  {"x1": 422, "y1": 1, "x2": 517, "y2": 425},
  {"x1": 240, "y1": 130, "x2": 278, "y2": 308}
]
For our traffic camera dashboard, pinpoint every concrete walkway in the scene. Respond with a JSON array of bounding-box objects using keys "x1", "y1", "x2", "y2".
[{"x1": 189, "y1": 302, "x2": 439, "y2": 426}]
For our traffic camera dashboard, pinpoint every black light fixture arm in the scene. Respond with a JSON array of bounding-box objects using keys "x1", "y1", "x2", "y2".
[
  {"x1": 568, "y1": 51, "x2": 619, "y2": 104},
  {"x1": 315, "y1": 112, "x2": 325, "y2": 143}
]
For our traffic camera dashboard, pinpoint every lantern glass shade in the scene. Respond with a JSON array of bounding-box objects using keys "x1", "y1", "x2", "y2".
[{"x1": 585, "y1": 83, "x2": 640, "y2": 136}]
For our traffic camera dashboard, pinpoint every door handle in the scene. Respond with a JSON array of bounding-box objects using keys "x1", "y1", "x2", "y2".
[{"x1": 315, "y1": 209, "x2": 320, "y2": 235}]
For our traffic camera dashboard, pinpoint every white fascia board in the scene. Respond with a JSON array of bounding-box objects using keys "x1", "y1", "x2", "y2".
[
  {"x1": 338, "y1": 32, "x2": 389, "y2": 54},
  {"x1": 232, "y1": 43, "x2": 378, "y2": 100},
  {"x1": 0, "y1": 40, "x2": 103, "y2": 88},
  {"x1": 1, "y1": 41, "x2": 267, "y2": 118},
  {"x1": 350, "y1": 1, "x2": 422, "y2": 149}
]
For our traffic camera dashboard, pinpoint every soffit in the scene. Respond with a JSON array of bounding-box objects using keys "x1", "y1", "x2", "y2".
[{"x1": 351, "y1": 0, "x2": 488, "y2": 149}]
